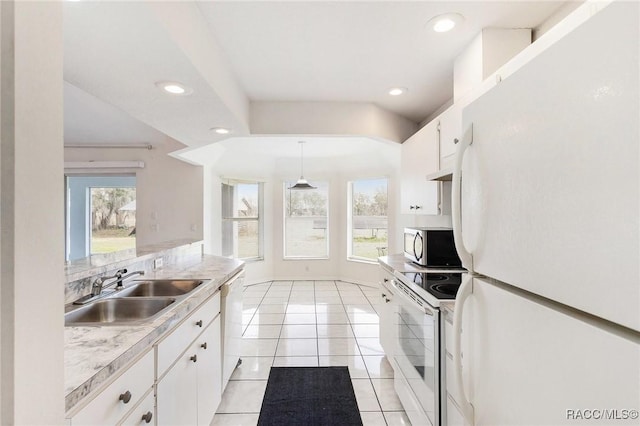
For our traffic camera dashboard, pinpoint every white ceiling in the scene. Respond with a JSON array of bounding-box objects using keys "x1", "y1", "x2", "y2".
[
  {"x1": 63, "y1": 1, "x2": 566, "y2": 150},
  {"x1": 64, "y1": 82, "x2": 170, "y2": 146},
  {"x1": 198, "y1": 1, "x2": 565, "y2": 122}
]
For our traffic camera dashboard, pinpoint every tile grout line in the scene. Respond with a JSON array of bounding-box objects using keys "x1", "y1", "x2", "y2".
[{"x1": 218, "y1": 279, "x2": 402, "y2": 424}]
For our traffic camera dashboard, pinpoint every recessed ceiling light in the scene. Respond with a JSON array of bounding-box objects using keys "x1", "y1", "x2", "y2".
[
  {"x1": 428, "y1": 13, "x2": 464, "y2": 33},
  {"x1": 388, "y1": 87, "x2": 408, "y2": 96},
  {"x1": 155, "y1": 81, "x2": 193, "y2": 96},
  {"x1": 210, "y1": 127, "x2": 231, "y2": 135}
]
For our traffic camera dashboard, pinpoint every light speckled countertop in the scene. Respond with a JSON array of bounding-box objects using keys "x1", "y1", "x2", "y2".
[{"x1": 64, "y1": 254, "x2": 243, "y2": 414}]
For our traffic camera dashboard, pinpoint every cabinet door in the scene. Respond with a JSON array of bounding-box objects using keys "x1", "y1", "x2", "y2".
[
  {"x1": 400, "y1": 120, "x2": 440, "y2": 215},
  {"x1": 157, "y1": 351, "x2": 198, "y2": 426},
  {"x1": 118, "y1": 389, "x2": 155, "y2": 426},
  {"x1": 70, "y1": 350, "x2": 154, "y2": 426},
  {"x1": 439, "y1": 104, "x2": 461, "y2": 170},
  {"x1": 378, "y1": 275, "x2": 395, "y2": 356},
  {"x1": 196, "y1": 316, "x2": 222, "y2": 426}
]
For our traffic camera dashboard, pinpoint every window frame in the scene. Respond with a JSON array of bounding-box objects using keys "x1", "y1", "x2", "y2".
[
  {"x1": 282, "y1": 180, "x2": 330, "y2": 260},
  {"x1": 221, "y1": 180, "x2": 264, "y2": 262},
  {"x1": 347, "y1": 177, "x2": 389, "y2": 264}
]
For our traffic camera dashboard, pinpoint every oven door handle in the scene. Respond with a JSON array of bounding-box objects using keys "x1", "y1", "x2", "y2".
[
  {"x1": 452, "y1": 274, "x2": 475, "y2": 424},
  {"x1": 391, "y1": 279, "x2": 434, "y2": 316}
]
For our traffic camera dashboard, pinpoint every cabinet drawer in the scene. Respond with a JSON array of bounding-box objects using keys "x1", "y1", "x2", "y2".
[
  {"x1": 118, "y1": 388, "x2": 154, "y2": 426},
  {"x1": 70, "y1": 350, "x2": 154, "y2": 426},
  {"x1": 157, "y1": 291, "x2": 221, "y2": 378}
]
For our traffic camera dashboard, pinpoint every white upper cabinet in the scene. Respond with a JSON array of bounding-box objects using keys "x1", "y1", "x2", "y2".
[
  {"x1": 400, "y1": 118, "x2": 440, "y2": 215},
  {"x1": 453, "y1": 28, "x2": 531, "y2": 104},
  {"x1": 438, "y1": 104, "x2": 462, "y2": 171}
]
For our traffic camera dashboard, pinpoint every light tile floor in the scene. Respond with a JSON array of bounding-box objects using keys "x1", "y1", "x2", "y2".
[{"x1": 211, "y1": 280, "x2": 412, "y2": 426}]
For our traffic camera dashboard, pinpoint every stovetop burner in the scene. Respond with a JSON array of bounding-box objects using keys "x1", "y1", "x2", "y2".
[{"x1": 401, "y1": 272, "x2": 462, "y2": 300}]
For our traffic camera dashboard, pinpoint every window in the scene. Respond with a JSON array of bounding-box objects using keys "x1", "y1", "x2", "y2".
[
  {"x1": 90, "y1": 187, "x2": 137, "y2": 254},
  {"x1": 222, "y1": 181, "x2": 263, "y2": 260},
  {"x1": 66, "y1": 175, "x2": 136, "y2": 261},
  {"x1": 348, "y1": 178, "x2": 388, "y2": 262},
  {"x1": 284, "y1": 181, "x2": 329, "y2": 259}
]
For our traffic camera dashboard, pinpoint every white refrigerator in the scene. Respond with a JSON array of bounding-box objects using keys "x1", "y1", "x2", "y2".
[{"x1": 450, "y1": 2, "x2": 640, "y2": 425}]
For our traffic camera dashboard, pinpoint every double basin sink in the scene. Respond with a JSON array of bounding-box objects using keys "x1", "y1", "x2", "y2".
[{"x1": 65, "y1": 279, "x2": 204, "y2": 326}]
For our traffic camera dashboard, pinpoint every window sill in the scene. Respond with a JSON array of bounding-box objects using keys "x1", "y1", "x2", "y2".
[
  {"x1": 347, "y1": 257, "x2": 379, "y2": 265},
  {"x1": 242, "y1": 257, "x2": 264, "y2": 263},
  {"x1": 282, "y1": 257, "x2": 330, "y2": 261}
]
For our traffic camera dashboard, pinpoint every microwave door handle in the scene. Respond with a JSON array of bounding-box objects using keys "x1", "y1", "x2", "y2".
[
  {"x1": 413, "y1": 233, "x2": 420, "y2": 262},
  {"x1": 452, "y1": 124, "x2": 474, "y2": 271}
]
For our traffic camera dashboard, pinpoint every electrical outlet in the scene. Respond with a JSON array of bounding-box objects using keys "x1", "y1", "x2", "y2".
[{"x1": 154, "y1": 258, "x2": 163, "y2": 270}]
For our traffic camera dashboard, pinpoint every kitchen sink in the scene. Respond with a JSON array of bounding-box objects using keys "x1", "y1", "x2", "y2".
[
  {"x1": 65, "y1": 297, "x2": 176, "y2": 326},
  {"x1": 116, "y1": 279, "x2": 204, "y2": 297}
]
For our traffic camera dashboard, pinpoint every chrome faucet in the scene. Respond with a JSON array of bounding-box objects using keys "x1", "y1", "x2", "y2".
[
  {"x1": 91, "y1": 268, "x2": 145, "y2": 296},
  {"x1": 114, "y1": 270, "x2": 145, "y2": 290}
]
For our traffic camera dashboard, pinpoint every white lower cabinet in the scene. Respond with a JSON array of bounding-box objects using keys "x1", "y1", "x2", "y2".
[
  {"x1": 118, "y1": 389, "x2": 155, "y2": 426},
  {"x1": 156, "y1": 292, "x2": 223, "y2": 426},
  {"x1": 69, "y1": 350, "x2": 154, "y2": 426},
  {"x1": 157, "y1": 316, "x2": 222, "y2": 425},
  {"x1": 197, "y1": 316, "x2": 222, "y2": 425},
  {"x1": 67, "y1": 290, "x2": 225, "y2": 426},
  {"x1": 156, "y1": 345, "x2": 198, "y2": 426},
  {"x1": 378, "y1": 270, "x2": 396, "y2": 356}
]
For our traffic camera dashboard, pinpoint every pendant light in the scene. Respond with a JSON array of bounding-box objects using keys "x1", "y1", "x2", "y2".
[{"x1": 289, "y1": 141, "x2": 316, "y2": 190}]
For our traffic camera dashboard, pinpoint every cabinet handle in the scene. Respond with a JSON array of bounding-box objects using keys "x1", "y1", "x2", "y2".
[
  {"x1": 384, "y1": 298, "x2": 391, "y2": 303},
  {"x1": 381, "y1": 293, "x2": 386, "y2": 298},
  {"x1": 409, "y1": 205, "x2": 415, "y2": 210},
  {"x1": 195, "y1": 319, "x2": 203, "y2": 327},
  {"x1": 454, "y1": 138, "x2": 460, "y2": 144},
  {"x1": 118, "y1": 390, "x2": 131, "y2": 404},
  {"x1": 383, "y1": 278, "x2": 389, "y2": 282},
  {"x1": 190, "y1": 354, "x2": 197, "y2": 363},
  {"x1": 141, "y1": 411, "x2": 153, "y2": 423},
  {"x1": 415, "y1": 205, "x2": 421, "y2": 210},
  {"x1": 201, "y1": 342, "x2": 208, "y2": 350}
]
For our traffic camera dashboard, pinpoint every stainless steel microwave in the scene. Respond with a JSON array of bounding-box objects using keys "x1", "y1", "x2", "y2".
[{"x1": 403, "y1": 227, "x2": 462, "y2": 268}]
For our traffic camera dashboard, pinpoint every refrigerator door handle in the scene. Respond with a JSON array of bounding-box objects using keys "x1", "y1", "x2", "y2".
[
  {"x1": 453, "y1": 274, "x2": 475, "y2": 424},
  {"x1": 452, "y1": 124, "x2": 474, "y2": 271}
]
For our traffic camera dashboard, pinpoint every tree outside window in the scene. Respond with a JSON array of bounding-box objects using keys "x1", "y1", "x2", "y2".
[
  {"x1": 284, "y1": 181, "x2": 329, "y2": 259},
  {"x1": 90, "y1": 187, "x2": 136, "y2": 254}
]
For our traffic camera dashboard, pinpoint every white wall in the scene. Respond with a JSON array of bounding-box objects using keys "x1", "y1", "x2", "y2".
[
  {"x1": 65, "y1": 137, "x2": 204, "y2": 247},
  {"x1": 0, "y1": 1, "x2": 65, "y2": 423},
  {"x1": 203, "y1": 143, "x2": 402, "y2": 286},
  {"x1": 250, "y1": 101, "x2": 417, "y2": 144}
]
